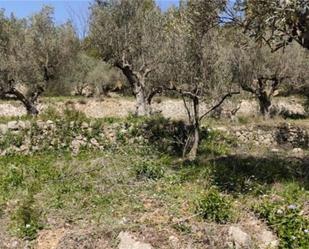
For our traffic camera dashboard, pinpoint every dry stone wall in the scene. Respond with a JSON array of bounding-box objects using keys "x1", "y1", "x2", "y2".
[
  {"x1": 217, "y1": 123, "x2": 309, "y2": 149},
  {"x1": 0, "y1": 120, "x2": 118, "y2": 156},
  {"x1": 0, "y1": 119, "x2": 308, "y2": 156}
]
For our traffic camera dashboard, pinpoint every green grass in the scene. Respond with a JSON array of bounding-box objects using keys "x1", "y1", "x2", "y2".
[
  {"x1": 1, "y1": 148, "x2": 308, "y2": 248},
  {"x1": 0, "y1": 115, "x2": 308, "y2": 248},
  {"x1": 0, "y1": 115, "x2": 32, "y2": 124}
]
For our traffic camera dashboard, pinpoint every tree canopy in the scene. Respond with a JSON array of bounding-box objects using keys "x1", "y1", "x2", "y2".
[
  {"x1": 89, "y1": 0, "x2": 167, "y2": 115},
  {"x1": 236, "y1": 0, "x2": 309, "y2": 51},
  {"x1": 0, "y1": 6, "x2": 78, "y2": 114}
]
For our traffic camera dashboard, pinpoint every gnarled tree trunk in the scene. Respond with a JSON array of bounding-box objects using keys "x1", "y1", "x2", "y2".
[
  {"x1": 186, "y1": 125, "x2": 200, "y2": 161},
  {"x1": 115, "y1": 62, "x2": 153, "y2": 116},
  {"x1": 180, "y1": 91, "x2": 240, "y2": 161},
  {"x1": 183, "y1": 96, "x2": 200, "y2": 161},
  {"x1": 241, "y1": 76, "x2": 281, "y2": 118},
  {"x1": 135, "y1": 85, "x2": 151, "y2": 116},
  {"x1": 10, "y1": 88, "x2": 39, "y2": 115},
  {"x1": 258, "y1": 92, "x2": 271, "y2": 117}
]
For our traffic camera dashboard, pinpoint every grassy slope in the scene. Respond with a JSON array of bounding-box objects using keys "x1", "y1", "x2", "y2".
[{"x1": 0, "y1": 114, "x2": 308, "y2": 248}]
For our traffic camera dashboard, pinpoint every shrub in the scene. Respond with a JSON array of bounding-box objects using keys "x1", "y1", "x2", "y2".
[
  {"x1": 253, "y1": 183, "x2": 309, "y2": 249},
  {"x1": 238, "y1": 116, "x2": 250, "y2": 124},
  {"x1": 0, "y1": 164, "x2": 24, "y2": 193},
  {"x1": 254, "y1": 201, "x2": 309, "y2": 249},
  {"x1": 132, "y1": 114, "x2": 188, "y2": 156},
  {"x1": 134, "y1": 160, "x2": 165, "y2": 180},
  {"x1": 195, "y1": 188, "x2": 234, "y2": 224}
]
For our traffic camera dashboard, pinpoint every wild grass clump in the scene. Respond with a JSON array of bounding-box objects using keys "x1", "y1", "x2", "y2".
[
  {"x1": 63, "y1": 108, "x2": 88, "y2": 123},
  {"x1": 133, "y1": 157, "x2": 170, "y2": 180},
  {"x1": 39, "y1": 106, "x2": 61, "y2": 120},
  {"x1": 237, "y1": 116, "x2": 250, "y2": 124},
  {"x1": 134, "y1": 161, "x2": 165, "y2": 180},
  {"x1": 0, "y1": 131, "x2": 25, "y2": 150},
  {"x1": 39, "y1": 106, "x2": 89, "y2": 123},
  {"x1": 0, "y1": 115, "x2": 31, "y2": 124},
  {"x1": 195, "y1": 188, "x2": 234, "y2": 224},
  {"x1": 10, "y1": 194, "x2": 43, "y2": 240}
]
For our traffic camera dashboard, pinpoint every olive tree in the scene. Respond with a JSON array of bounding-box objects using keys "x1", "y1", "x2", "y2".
[
  {"x1": 163, "y1": 0, "x2": 239, "y2": 160},
  {"x1": 87, "y1": 62, "x2": 125, "y2": 96},
  {"x1": 230, "y1": 27, "x2": 309, "y2": 117},
  {"x1": 68, "y1": 52, "x2": 125, "y2": 96},
  {"x1": 89, "y1": 0, "x2": 167, "y2": 116},
  {"x1": 230, "y1": 0, "x2": 309, "y2": 108},
  {"x1": 232, "y1": 42, "x2": 287, "y2": 116},
  {"x1": 235, "y1": 0, "x2": 309, "y2": 51},
  {"x1": 67, "y1": 53, "x2": 97, "y2": 96},
  {"x1": 0, "y1": 6, "x2": 78, "y2": 114}
]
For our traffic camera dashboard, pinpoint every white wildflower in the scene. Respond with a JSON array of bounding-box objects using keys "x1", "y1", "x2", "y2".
[{"x1": 287, "y1": 204, "x2": 297, "y2": 210}]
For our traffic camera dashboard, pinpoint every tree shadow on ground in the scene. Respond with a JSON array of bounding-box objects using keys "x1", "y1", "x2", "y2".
[{"x1": 208, "y1": 154, "x2": 309, "y2": 194}]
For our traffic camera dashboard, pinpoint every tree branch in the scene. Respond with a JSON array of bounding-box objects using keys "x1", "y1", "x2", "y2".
[
  {"x1": 240, "y1": 81, "x2": 257, "y2": 95},
  {"x1": 147, "y1": 86, "x2": 163, "y2": 105},
  {"x1": 199, "y1": 91, "x2": 240, "y2": 121},
  {"x1": 181, "y1": 94, "x2": 193, "y2": 124}
]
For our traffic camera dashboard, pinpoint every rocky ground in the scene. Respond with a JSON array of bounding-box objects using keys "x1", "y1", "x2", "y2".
[{"x1": 0, "y1": 95, "x2": 307, "y2": 120}]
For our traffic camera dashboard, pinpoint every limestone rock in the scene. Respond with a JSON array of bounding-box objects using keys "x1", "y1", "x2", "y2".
[
  {"x1": 236, "y1": 100, "x2": 259, "y2": 117},
  {"x1": 81, "y1": 122, "x2": 89, "y2": 129},
  {"x1": 90, "y1": 138, "x2": 100, "y2": 147},
  {"x1": 271, "y1": 101, "x2": 306, "y2": 118},
  {"x1": 271, "y1": 148, "x2": 280, "y2": 153},
  {"x1": 0, "y1": 124, "x2": 8, "y2": 134},
  {"x1": 118, "y1": 232, "x2": 152, "y2": 249},
  {"x1": 7, "y1": 121, "x2": 19, "y2": 130},
  {"x1": 36, "y1": 120, "x2": 45, "y2": 129},
  {"x1": 291, "y1": 148, "x2": 304, "y2": 157},
  {"x1": 241, "y1": 214, "x2": 279, "y2": 249},
  {"x1": 168, "y1": 235, "x2": 180, "y2": 248},
  {"x1": 71, "y1": 139, "x2": 86, "y2": 155},
  {"x1": 24, "y1": 121, "x2": 31, "y2": 129},
  {"x1": 256, "y1": 230, "x2": 279, "y2": 249},
  {"x1": 228, "y1": 226, "x2": 252, "y2": 249}
]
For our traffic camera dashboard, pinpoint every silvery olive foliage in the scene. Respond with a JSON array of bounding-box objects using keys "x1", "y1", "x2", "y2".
[
  {"x1": 66, "y1": 52, "x2": 125, "y2": 97},
  {"x1": 89, "y1": 0, "x2": 167, "y2": 116},
  {"x1": 236, "y1": 0, "x2": 309, "y2": 50},
  {"x1": 161, "y1": 0, "x2": 239, "y2": 160},
  {"x1": 0, "y1": 6, "x2": 78, "y2": 114}
]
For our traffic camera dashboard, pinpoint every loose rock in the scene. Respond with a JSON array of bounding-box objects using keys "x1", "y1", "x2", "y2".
[{"x1": 118, "y1": 232, "x2": 152, "y2": 249}]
